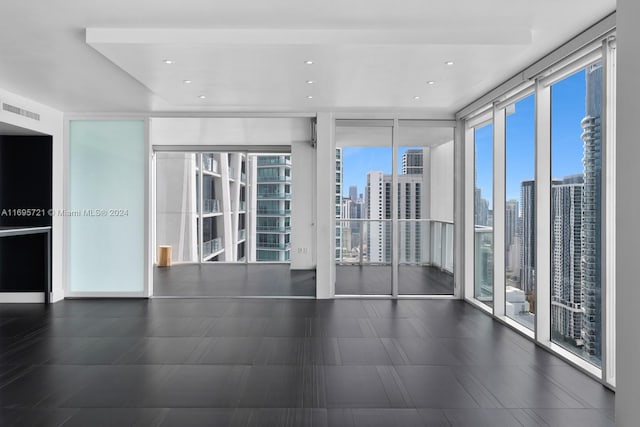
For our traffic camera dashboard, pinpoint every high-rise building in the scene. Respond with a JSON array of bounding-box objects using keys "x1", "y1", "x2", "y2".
[
  {"x1": 402, "y1": 149, "x2": 424, "y2": 174},
  {"x1": 349, "y1": 185, "x2": 358, "y2": 205},
  {"x1": 366, "y1": 171, "x2": 424, "y2": 263},
  {"x1": 581, "y1": 63, "x2": 603, "y2": 359},
  {"x1": 335, "y1": 148, "x2": 343, "y2": 260},
  {"x1": 474, "y1": 188, "x2": 489, "y2": 226},
  {"x1": 255, "y1": 154, "x2": 291, "y2": 262},
  {"x1": 505, "y1": 199, "x2": 518, "y2": 250},
  {"x1": 366, "y1": 171, "x2": 386, "y2": 263},
  {"x1": 551, "y1": 177, "x2": 584, "y2": 344},
  {"x1": 505, "y1": 199, "x2": 519, "y2": 275},
  {"x1": 520, "y1": 180, "x2": 536, "y2": 295}
]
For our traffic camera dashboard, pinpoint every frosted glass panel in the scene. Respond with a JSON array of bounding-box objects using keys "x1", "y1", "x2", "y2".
[{"x1": 69, "y1": 120, "x2": 145, "y2": 292}]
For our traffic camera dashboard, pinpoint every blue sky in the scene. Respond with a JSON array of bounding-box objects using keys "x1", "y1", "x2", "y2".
[
  {"x1": 340, "y1": 69, "x2": 588, "y2": 207},
  {"x1": 475, "y1": 70, "x2": 587, "y2": 209}
]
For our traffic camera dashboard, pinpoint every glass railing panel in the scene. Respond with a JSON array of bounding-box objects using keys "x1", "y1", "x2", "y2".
[
  {"x1": 398, "y1": 219, "x2": 454, "y2": 295},
  {"x1": 335, "y1": 219, "x2": 392, "y2": 295}
]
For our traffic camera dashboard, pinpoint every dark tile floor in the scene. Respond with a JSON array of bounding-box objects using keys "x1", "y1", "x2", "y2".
[
  {"x1": 0, "y1": 299, "x2": 614, "y2": 426},
  {"x1": 154, "y1": 264, "x2": 316, "y2": 297}
]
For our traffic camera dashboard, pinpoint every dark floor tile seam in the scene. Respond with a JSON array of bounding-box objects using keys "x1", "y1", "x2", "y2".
[
  {"x1": 459, "y1": 365, "x2": 582, "y2": 410},
  {"x1": 380, "y1": 338, "x2": 411, "y2": 365},
  {"x1": 440, "y1": 409, "x2": 527, "y2": 427},
  {"x1": 508, "y1": 365, "x2": 595, "y2": 409},
  {"x1": 383, "y1": 365, "x2": 417, "y2": 408},
  {"x1": 450, "y1": 368, "x2": 504, "y2": 409},
  {"x1": 523, "y1": 364, "x2": 608, "y2": 410}
]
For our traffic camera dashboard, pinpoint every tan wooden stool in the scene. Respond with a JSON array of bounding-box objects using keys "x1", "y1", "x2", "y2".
[{"x1": 157, "y1": 245, "x2": 172, "y2": 267}]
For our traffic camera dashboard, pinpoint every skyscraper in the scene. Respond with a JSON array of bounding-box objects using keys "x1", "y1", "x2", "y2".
[
  {"x1": 551, "y1": 177, "x2": 584, "y2": 344},
  {"x1": 335, "y1": 148, "x2": 343, "y2": 260},
  {"x1": 520, "y1": 180, "x2": 536, "y2": 295},
  {"x1": 581, "y1": 62, "x2": 603, "y2": 359},
  {"x1": 366, "y1": 171, "x2": 385, "y2": 263},
  {"x1": 401, "y1": 149, "x2": 424, "y2": 174},
  {"x1": 474, "y1": 188, "x2": 489, "y2": 226},
  {"x1": 366, "y1": 171, "x2": 424, "y2": 263},
  {"x1": 255, "y1": 154, "x2": 291, "y2": 262},
  {"x1": 349, "y1": 185, "x2": 358, "y2": 204},
  {"x1": 505, "y1": 199, "x2": 519, "y2": 275},
  {"x1": 505, "y1": 199, "x2": 518, "y2": 250}
]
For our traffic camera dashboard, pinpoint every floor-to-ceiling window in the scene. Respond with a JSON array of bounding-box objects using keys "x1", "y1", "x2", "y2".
[
  {"x1": 474, "y1": 122, "x2": 494, "y2": 306},
  {"x1": 550, "y1": 63, "x2": 603, "y2": 367},
  {"x1": 463, "y1": 34, "x2": 615, "y2": 386},
  {"x1": 505, "y1": 94, "x2": 536, "y2": 330}
]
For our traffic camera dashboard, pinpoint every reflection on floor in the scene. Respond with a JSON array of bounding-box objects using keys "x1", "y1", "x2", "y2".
[
  {"x1": 154, "y1": 264, "x2": 315, "y2": 297},
  {"x1": 336, "y1": 265, "x2": 454, "y2": 295},
  {"x1": 0, "y1": 299, "x2": 614, "y2": 426}
]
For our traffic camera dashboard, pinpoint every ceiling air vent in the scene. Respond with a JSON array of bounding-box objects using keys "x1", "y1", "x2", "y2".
[{"x1": 2, "y1": 103, "x2": 40, "y2": 121}]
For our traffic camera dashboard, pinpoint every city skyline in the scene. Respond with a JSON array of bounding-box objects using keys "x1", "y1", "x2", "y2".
[{"x1": 340, "y1": 146, "x2": 426, "y2": 199}]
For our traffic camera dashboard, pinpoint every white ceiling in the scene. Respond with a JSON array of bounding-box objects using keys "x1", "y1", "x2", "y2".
[{"x1": 0, "y1": 0, "x2": 615, "y2": 115}]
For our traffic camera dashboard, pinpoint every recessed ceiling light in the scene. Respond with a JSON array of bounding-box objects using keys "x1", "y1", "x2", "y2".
[
  {"x1": 183, "y1": 80, "x2": 192, "y2": 84},
  {"x1": 305, "y1": 60, "x2": 314, "y2": 65},
  {"x1": 413, "y1": 96, "x2": 421, "y2": 100},
  {"x1": 198, "y1": 95, "x2": 206, "y2": 99},
  {"x1": 163, "y1": 59, "x2": 174, "y2": 65},
  {"x1": 306, "y1": 80, "x2": 315, "y2": 84},
  {"x1": 445, "y1": 61, "x2": 454, "y2": 66},
  {"x1": 307, "y1": 95, "x2": 313, "y2": 99},
  {"x1": 427, "y1": 81, "x2": 436, "y2": 85}
]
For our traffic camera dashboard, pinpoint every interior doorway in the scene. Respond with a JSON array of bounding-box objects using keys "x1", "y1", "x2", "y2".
[{"x1": 152, "y1": 149, "x2": 315, "y2": 297}]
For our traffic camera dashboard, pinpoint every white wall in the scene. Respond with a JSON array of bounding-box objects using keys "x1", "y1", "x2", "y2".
[
  {"x1": 150, "y1": 117, "x2": 309, "y2": 147},
  {"x1": 429, "y1": 140, "x2": 454, "y2": 222},
  {"x1": 616, "y1": 1, "x2": 639, "y2": 425},
  {"x1": 0, "y1": 87, "x2": 64, "y2": 303},
  {"x1": 290, "y1": 140, "x2": 316, "y2": 269}
]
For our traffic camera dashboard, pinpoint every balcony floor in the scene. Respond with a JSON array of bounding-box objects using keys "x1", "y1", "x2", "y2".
[
  {"x1": 0, "y1": 298, "x2": 614, "y2": 426},
  {"x1": 154, "y1": 264, "x2": 316, "y2": 297},
  {"x1": 336, "y1": 265, "x2": 454, "y2": 295}
]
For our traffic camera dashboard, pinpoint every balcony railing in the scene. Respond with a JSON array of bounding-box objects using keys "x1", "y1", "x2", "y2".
[
  {"x1": 334, "y1": 219, "x2": 454, "y2": 271},
  {"x1": 241, "y1": 172, "x2": 247, "y2": 183},
  {"x1": 238, "y1": 229, "x2": 246, "y2": 240},
  {"x1": 228, "y1": 166, "x2": 235, "y2": 179},
  {"x1": 256, "y1": 242, "x2": 291, "y2": 250},
  {"x1": 256, "y1": 226, "x2": 291, "y2": 232},
  {"x1": 203, "y1": 237, "x2": 223, "y2": 257},
  {"x1": 257, "y1": 175, "x2": 291, "y2": 182},
  {"x1": 203, "y1": 199, "x2": 221, "y2": 214},
  {"x1": 257, "y1": 157, "x2": 291, "y2": 166},
  {"x1": 257, "y1": 193, "x2": 291, "y2": 199},
  {"x1": 202, "y1": 156, "x2": 218, "y2": 173},
  {"x1": 256, "y1": 209, "x2": 291, "y2": 216}
]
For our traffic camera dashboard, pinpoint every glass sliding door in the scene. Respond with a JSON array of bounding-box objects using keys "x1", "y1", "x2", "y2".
[
  {"x1": 335, "y1": 120, "x2": 455, "y2": 296},
  {"x1": 335, "y1": 123, "x2": 393, "y2": 295},
  {"x1": 396, "y1": 125, "x2": 455, "y2": 295},
  {"x1": 504, "y1": 94, "x2": 536, "y2": 329}
]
